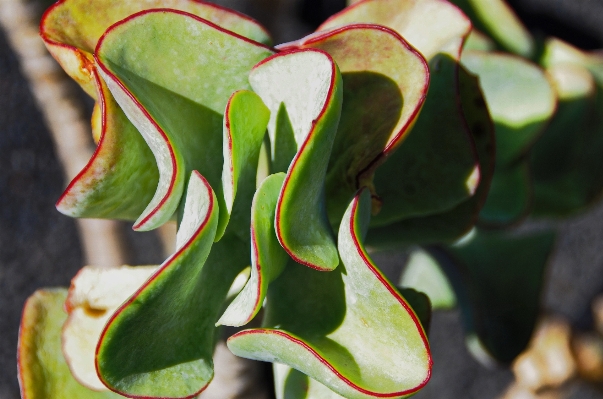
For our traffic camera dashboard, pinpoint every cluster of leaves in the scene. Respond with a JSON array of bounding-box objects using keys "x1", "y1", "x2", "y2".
[{"x1": 17, "y1": 0, "x2": 603, "y2": 398}]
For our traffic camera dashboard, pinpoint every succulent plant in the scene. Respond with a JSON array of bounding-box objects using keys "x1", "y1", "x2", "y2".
[{"x1": 17, "y1": 0, "x2": 603, "y2": 398}]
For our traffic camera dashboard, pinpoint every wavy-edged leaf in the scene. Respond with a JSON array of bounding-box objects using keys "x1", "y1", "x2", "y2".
[
  {"x1": 96, "y1": 10, "x2": 274, "y2": 231},
  {"x1": 41, "y1": 0, "x2": 271, "y2": 95},
  {"x1": 372, "y1": 53, "x2": 479, "y2": 225},
  {"x1": 320, "y1": 0, "x2": 471, "y2": 61},
  {"x1": 18, "y1": 289, "x2": 122, "y2": 399},
  {"x1": 217, "y1": 90, "x2": 270, "y2": 240},
  {"x1": 272, "y1": 288, "x2": 431, "y2": 399},
  {"x1": 43, "y1": 1, "x2": 271, "y2": 221},
  {"x1": 449, "y1": 0, "x2": 534, "y2": 57},
  {"x1": 282, "y1": 24, "x2": 429, "y2": 224},
  {"x1": 250, "y1": 49, "x2": 343, "y2": 270},
  {"x1": 62, "y1": 265, "x2": 158, "y2": 391},
  {"x1": 228, "y1": 189, "x2": 431, "y2": 399},
  {"x1": 56, "y1": 72, "x2": 159, "y2": 220},
  {"x1": 218, "y1": 173, "x2": 288, "y2": 327},
  {"x1": 366, "y1": 65, "x2": 495, "y2": 247},
  {"x1": 428, "y1": 229, "x2": 556, "y2": 364},
  {"x1": 461, "y1": 51, "x2": 556, "y2": 167},
  {"x1": 479, "y1": 161, "x2": 532, "y2": 227},
  {"x1": 96, "y1": 172, "x2": 247, "y2": 398}
]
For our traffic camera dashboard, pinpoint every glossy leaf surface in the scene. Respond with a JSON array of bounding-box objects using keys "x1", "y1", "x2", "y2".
[
  {"x1": 228, "y1": 189, "x2": 431, "y2": 399},
  {"x1": 250, "y1": 49, "x2": 343, "y2": 270},
  {"x1": 18, "y1": 289, "x2": 121, "y2": 399},
  {"x1": 96, "y1": 10, "x2": 274, "y2": 231}
]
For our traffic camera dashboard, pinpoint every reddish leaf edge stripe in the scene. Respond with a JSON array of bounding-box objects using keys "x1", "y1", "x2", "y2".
[
  {"x1": 40, "y1": 0, "x2": 272, "y2": 50},
  {"x1": 55, "y1": 70, "x2": 112, "y2": 213},
  {"x1": 348, "y1": 190, "x2": 432, "y2": 374},
  {"x1": 229, "y1": 191, "x2": 432, "y2": 398},
  {"x1": 229, "y1": 329, "x2": 430, "y2": 397},
  {"x1": 94, "y1": 9, "x2": 275, "y2": 230},
  {"x1": 283, "y1": 23, "x2": 430, "y2": 193},
  {"x1": 248, "y1": 224, "x2": 263, "y2": 325},
  {"x1": 94, "y1": 55, "x2": 178, "y2": 231},
  {"x1": 317, "y1": 0, "x2": 466, "y2": 35},
  {"x1": 94, "y1": 171, "x2": 215, "y2": 399},
  {"x1": 17, "y1": 293, "x2": 35, "y2": 399},
  {"x1": 263, "y1": 48, "x2": 339, "y2": 272}
]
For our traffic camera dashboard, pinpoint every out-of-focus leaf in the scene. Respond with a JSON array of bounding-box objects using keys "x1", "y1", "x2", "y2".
[
  {"x1": 462, "y1": 51, "x2": 556, "y2": 168},
  {"x1": 400, "y1": 249, "x2": 456, "y2": 310},
  {"x1": 366, "y1": 65, "x2": 494, "y2": 246},
  {"x1": 320, "y1": 0, "x2": 472, "y2": 61},
  {"x1": 479, "y1": 161, "x2": 532, "y2": 227},
  {"x1": 372, "y1": 53, "x2": 479, "y2": 225},
  {"x1": 429, "y1": 229, "x2": 556, "y2": 364},
  {"x1": 450, "y1": 0, "x2": 534, "y2": 57}
]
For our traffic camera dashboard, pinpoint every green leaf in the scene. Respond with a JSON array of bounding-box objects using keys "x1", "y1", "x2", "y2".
[
  {"x1": 216, "y1": 90, "x2": 270, "y2": 241},
  {"x1": 463, "y1": 29, "x2": 496, "y2": 52},
  {"x1": 43, "y1": 1, "x2": 271, "y2": 222},
  {"x1": 18, "y1": 289, "x2": 122, "y2": 399},
  {"x1": 461, "y1": 51, "x2": 556, "y2": 168},
  {"x1": 282, "y1": 24, "x2": 429, "y2": 226},
  {"x1": 96, "y1": 172, "x2": 247, "y2": 398},
  {"x1": 41, "y1": 0, "x2": 271, "y2": 95},
  {"x1": 449, "y1": 0, "x2": 534, "y2": 57},
  {"x1": 250, "y1": 49, "x2": 343, "y2": 271},
  {"x1": 366, "y1": 65, "x2": 495, "y2": 246},
  {"x1": 372, "y1": 53, "x2": 479, "y2": 225},
  {"x1": 228, "y1": 189, "x2": 431, "y2": 399},
  {"x1": 398, "y1": 288, "x2": 432, "y2": 333},
  {"x1": 479, "y1": 161, "x2": 532, "y2": 227},
  {"x1": 274, "y1": 363, "x2": 346, "y2": 399},
  {"x1": 430, "y1": 229, "x2": 556, "y2": 364},
  {"x1": 532, "y1": 39, "x2": 603, "y2": 216},
  {"x1": 218, "y1": 173, "x2": 288, "y2": 327},
  {"x1": 56, "y1": 74, "x2": 159, "y2": 220},
  {"x1": 400, "y1": 249, "x2": 456, "y2": 310},
  {"x1": 320, "y1": 0, "x2": 471, "y2": 61},
  {"x1": 96, "y1": 9, "x2": 274, "y2": 231}
]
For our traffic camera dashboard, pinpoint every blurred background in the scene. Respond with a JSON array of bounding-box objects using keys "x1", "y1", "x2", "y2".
[{"x1": 2, "y1": 0, "x2": 603, "y2": 398}]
